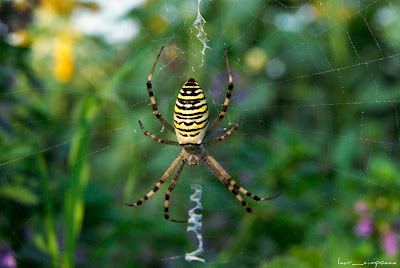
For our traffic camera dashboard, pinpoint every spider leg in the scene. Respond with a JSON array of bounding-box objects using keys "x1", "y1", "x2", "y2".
[
  {"x1": 203, "y1": 152, "x2": 281, "y2": 211},
  {"x1": 202, "y1": 152, "x2": 253, "y2": 214},
  {"x1": 139, "y1": 120, "x2": 179, "y2": 146},
  {"x1": 206, "y1": 47, "x2": 233, "y2": 135},
  {"x1": 125, "y1": 153, "x2": 183, "y2": 207},
  {"x1": 204, "y1": 115, "x2": 241, "y2": 146},
  {"x1": 147, "y1": 46, "x2": 176, "y2": 134},
  {"x1": 164, "y1": 159, "x2": 187, "y2": 223},
  {"x1": 236, "y1": 186, "x2": 281, "y2": 201}
]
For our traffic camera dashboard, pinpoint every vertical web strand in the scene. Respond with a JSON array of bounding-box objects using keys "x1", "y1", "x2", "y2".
[
  {"x1": 185, "y1": 184, "x2": 205, "y2": 263},
  {"x1": 192, "y1": 0, "x2": 210, "y2": 63}
]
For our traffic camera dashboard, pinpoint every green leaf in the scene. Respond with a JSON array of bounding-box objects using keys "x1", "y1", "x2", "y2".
[
  {"x1": 0, "y1": 185, "x2": 39, "y2": 205},
  {"x1": 290, "y1": 247, "x2": 324, "y2": 268},
  {"x1": 261, "y1": 255, "x2": 312, "y2": 268}
]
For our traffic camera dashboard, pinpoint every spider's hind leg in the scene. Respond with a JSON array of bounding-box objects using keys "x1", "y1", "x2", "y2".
[
  {"x1": 237, "y1": 186, "x2": 281, "y2": 201},
  {"x1": 202, "y1": 152, "x2": 254, "y2": 214},
  {"x1": 202, "y1": 152, "x2": 281, "y2": 214},
  {"x1": 164, "y1": 159, "x2": 188, "y2": 223},
  {"x1": 125, "y1": 153, "x2": 183, "y2": 207}
]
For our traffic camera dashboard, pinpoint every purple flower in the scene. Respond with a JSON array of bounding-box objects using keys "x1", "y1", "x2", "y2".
[
  {"x1": 0, "y1": 245, "x2": 16, "y2": 268},
  {"x1": 238, "y1": 170, "x2": 253, "y2": 184},
  {"x1": 210, "y1": 212, "x2": 227, "y2": 229},
  {"x1": 381, "y1": 231, "x2": 398, "y2": 256},
  {"x1": 21, "y1": 224, "x2": 33, "y2": 242},
  {"x1": 354, "y1": 200, "x2": 369, "y2": 217},
  {"x1": 355, "y1": 218, "x2": 374, "y2": 237},
  {"x1": 209, "y1": 72, "x2": 233, "y2": 98},
  {"x1": 394, "y1": 220, "x2": 400, "y2": 233},
  {"x1": 209, "y1": 71, "x2": 250, "y2": 102}
]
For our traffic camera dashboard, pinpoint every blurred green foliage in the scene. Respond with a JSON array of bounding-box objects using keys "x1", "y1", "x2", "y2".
[{"x1": 0, "y1": 0, "x2": 400, "y2": 267}]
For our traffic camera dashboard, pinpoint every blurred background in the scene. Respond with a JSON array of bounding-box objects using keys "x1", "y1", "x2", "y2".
[{"x1": 1, "y1": 0, "x2": 400, "y2": 267}]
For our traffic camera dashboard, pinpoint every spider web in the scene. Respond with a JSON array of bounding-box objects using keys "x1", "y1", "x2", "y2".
[{"x1": 1, "y1": 0, "x2": 400, "y2": 266}]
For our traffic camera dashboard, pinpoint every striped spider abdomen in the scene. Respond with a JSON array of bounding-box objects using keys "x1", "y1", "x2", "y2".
[{"x1": 173, "y1": 78, "x2": 209, "y2": 145}]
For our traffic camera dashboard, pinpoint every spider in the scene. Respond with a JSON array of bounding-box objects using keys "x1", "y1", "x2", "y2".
[{"x1": 126, "y1": 46, "x2": 281, "y2": 223}]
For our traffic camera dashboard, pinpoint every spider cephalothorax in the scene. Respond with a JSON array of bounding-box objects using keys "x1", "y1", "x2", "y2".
[
  {"x1": 182, "y1": 145, "x2": 204, "y2": 166},
  {"x1": 126, "y1": 46, "x2": 281, "y2": 223}
]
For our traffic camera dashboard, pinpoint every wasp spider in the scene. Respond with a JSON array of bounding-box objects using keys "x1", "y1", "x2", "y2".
[{"x1": 126, "y1": 46, "x2": 281, "y2": 223}]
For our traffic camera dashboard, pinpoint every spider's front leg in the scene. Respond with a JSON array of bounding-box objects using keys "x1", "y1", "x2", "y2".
[
  {"x1": 204, "y1": 115, "x2": 242, "y2": 146},
  {"x1": 138, "y1": 120, "x2": 179, "y2": 146},
  {"x1": 207, "y1": 48, "x2": 234, "y2": 135},
  {"x1": 146, "y1": 46, "x2": 175, "y2": 133}
]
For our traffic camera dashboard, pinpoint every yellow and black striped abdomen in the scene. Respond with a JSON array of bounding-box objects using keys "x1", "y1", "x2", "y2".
[{"x1": 174, "y1": 78, "x2": 209, "y2": 145}]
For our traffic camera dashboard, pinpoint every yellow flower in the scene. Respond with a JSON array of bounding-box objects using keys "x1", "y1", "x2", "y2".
[
  {"x1": 376, "y1": 196, "x2": 388, "y2": 209},
  {"x1": 164, "y1": 46, "x2": 179, "y2": 62},
  {"x1": 53, "y1": 35, "x2": 75, "y2": 83},
  {"x1": 149, "y1": 15, "x2": 168, "y2": 34},
  {"x1": 13, "y1": 0, "x2": 30, "y2": 11},
  {"x1": 7, "y1": 29, "x2": 30, "y2": 47},
  {"x1": 245, "y1": 48, "x2": 268, "y2": 71},
  {"x1": 40, "y1": 0, "x2": 77, "y2": 16}
]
